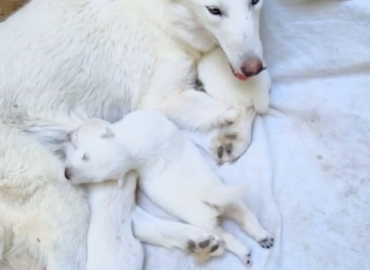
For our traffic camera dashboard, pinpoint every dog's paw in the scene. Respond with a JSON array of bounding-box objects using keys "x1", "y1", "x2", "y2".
[
  {"x1": 240, "y1": 253, "x2": 253, "y2": 268},
  {"x1": 259, "y1": 237, "x2": 274, "y2": 249},
  {"x1": 211, "y1": 108, "x2": 255, "y2": 165},
  {"x1": 212, "y1": 130, "x2": 251, "y2": 166},
  {"x1": 186, "y1": 234, "x2": 225, "y2": 264},
  {"x1": 216, "y1": 106, "x2": 242, "y2": 127}
]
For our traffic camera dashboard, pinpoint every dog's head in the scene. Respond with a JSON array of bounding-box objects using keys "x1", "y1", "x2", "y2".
[
  {"x1": 63, "y1": 119, "x2": 122, "y2": 185},
  {"x1": 183, "y1": 0, "x2": 266, "y2": 80}
]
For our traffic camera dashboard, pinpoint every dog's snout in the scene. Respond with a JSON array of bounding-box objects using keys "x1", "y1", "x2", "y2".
[
  {"x1": 241, "y1": 58, "x2": 264, "y2": 77},
  {"x1": 64, "y1": 168, "x2": 72, "y2": 180}
]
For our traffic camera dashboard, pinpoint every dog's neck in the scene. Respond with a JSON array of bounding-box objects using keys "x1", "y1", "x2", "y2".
[{"x1": 135, "y1": 0, "x2": 217, "y2": 58}]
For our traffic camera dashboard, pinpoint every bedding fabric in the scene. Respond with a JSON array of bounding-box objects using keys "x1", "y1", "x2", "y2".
[{"x1": 138, "y1": 0, "x2": 370, "y2": 269}]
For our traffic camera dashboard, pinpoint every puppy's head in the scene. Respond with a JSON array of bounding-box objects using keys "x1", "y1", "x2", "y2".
[{"x1": 63, "y1": 119, "x2": 122, "y2": 185}]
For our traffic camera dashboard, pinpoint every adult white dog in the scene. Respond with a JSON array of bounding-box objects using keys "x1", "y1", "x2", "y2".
[
  {"x1": 0, "y1": 0, "x2": 270, "y2": 269},
  {"x1": 63, "y1": 110, "x2": 274, "y2": 268}
]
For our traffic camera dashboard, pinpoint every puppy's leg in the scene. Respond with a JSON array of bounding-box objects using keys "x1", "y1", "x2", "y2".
[
  {"x1": 224, "y1": 201, "x2": 274, "y2": 249},
  {"x1": 211, "y1": 108, "x2": 256, "y2": 165},
  {"x1": 183, "y1": 208, "x2": 252, "y2": 267},
  {"x1": 132, "y1": 207, "x2": 224, "y2": 262},
  {"x1": 216, "y1": 229, "x2": 253, "y2": 268}
]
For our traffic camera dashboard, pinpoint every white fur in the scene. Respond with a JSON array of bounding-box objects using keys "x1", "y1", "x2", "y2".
[
  {"x1": 64, "y1": 110, "x2": 274, "y2": 267},
  {"x1": 85, "y1": 172, "x2": 143, "y2": 270},
  {"x1": 0, "y1": 126, "x2": 89, "y2": 270},
  {"x1": 189, "y1": 49, "x2": 271, "y2": 165},
  {"x1": 82, "y1": 169, "x2": 221, "y2": 270},
  {"x1": 0, "y1": 0, "x2": 270, "y2": 267}
]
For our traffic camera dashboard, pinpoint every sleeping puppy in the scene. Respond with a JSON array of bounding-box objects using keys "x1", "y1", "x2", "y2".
[{"x1": 63, "y1": 110, "x2": 274, "y2": 267}]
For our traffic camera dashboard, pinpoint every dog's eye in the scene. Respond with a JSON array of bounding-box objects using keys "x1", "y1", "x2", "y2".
[
  {"x1": 206, "y1": 6, "x2": 222, "y2": 16},
  {"x1": 82, "y1": 154, "x2": 89, "y2": 161},
  {"x1": 251, "y1": 0, "x2": 260, "y2": 5}
]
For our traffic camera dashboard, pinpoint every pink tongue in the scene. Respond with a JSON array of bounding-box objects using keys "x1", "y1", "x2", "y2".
[{"x1": 235, "y1": 72, "x2": 249, "y2": 81}]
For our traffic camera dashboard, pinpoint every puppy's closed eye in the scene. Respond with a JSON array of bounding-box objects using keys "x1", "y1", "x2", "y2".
[{"x1": 82, "y1": 154, "x2": 89, "y2": 161}]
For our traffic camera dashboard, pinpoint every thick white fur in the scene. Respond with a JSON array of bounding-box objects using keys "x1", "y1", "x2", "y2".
[
  {"x1": 190, "y1": 49, "x2": 271, "y2": 165},
  {"x1": 0, "y1": 126, "x2": 89, "y2": 270},
  {"x1": 83, "y1": 169, "x2": 228, "y2": 270},
  {"x1": 64, "y1": 110, "x2": 274, "y2": 267},
  {"x1": 0, "y1": 0, "x2": 270, "y2": 268}
]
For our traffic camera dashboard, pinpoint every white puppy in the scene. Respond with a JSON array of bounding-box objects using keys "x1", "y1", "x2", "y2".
[
  {"x1": 189, "y1": 49, "x2": 271, "y2": 165},
  {"x1": 84, "y1": 171, "x2": 143, "y2": 270},
  {"x1": 63, "y1": 110, "x2": 274, "y2": 267}
]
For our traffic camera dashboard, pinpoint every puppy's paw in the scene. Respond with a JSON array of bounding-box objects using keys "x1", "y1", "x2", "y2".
[
  {"x1": 212, "y1": 130, "x2": 251, "y2": 166},
  {"x1": 240, "y1": 253, "x2": 253, "y2": 268},
  {"x1": 186, "y1": 234, "x2": 225, "y2": 264},
  {"x1": 259, "y1": 237, "x2": 274, "y2": 249}
]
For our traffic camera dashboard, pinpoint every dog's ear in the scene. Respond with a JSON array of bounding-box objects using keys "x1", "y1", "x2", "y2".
[{"x1": 100, "y1": 127, "x2": 115, "y2": 139}]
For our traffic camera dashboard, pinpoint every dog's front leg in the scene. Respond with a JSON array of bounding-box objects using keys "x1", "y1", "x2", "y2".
[
  {"x1": 210, "y1": 107, "x2": 256, "y2": 165},
  {"x1": 148, "y1": 89, "x2": 242, "y2": 131},
  {"x1": 132, "y1": 207, "x2": 225, "y2": 262},
  {"x1": 210, "y1": 69, "x2": 271, "y2": 165}
]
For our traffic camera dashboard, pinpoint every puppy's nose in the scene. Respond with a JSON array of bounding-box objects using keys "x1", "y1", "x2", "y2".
[
  {"x1": 64, "y1": 168, "x2": 72, "y2": 180},
  {"x1": 241, "y1": 57, "x2": 264, "y2": 77}
]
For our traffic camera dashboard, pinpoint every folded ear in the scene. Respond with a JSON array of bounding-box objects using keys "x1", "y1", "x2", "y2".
[
  {"x1": 100, "y1": 127, "x2": 115, "y2": 139},
  {"x1": 64, "y1": 131, "x2": 72, "y2": 142}
]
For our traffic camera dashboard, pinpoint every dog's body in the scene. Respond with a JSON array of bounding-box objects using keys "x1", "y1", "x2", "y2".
[
  {"x1": 64, "y1": 110, "x2": 274, "y2": 267},
  {"x1": 0, "y1": 127, "x2": 89, "y2": 270},
  {"x1": 0, "y1": 0, "x2": 270, "y2": 268}
]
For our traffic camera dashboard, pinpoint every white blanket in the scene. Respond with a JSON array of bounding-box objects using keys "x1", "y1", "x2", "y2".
[{"x1": 139, "y1": 0, "x2": 370, "y2": 269}]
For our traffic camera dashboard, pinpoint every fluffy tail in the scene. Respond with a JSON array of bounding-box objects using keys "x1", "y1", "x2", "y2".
[{"x1": 203, "y1": 185, "x2": 246, "y2": 207}]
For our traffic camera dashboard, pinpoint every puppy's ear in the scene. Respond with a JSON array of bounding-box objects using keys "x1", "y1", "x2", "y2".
[
  {"x1": 101, "y1": 127, "x2": 115, "y2": 139},
  {"x1": 64, "y1": 132, "x2": 72, "y2": 142},
  {"x1": 66, "y1": 130, "x2": 78, "y2": 143}
]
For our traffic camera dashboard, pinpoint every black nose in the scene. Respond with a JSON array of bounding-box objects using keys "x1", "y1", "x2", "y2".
[
  {"x1": 64, "y1": 168, "x2": 72, "y2": 180},
  {"x1": 241, "y1": 58, "x2": 265, "y2": 77}
]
